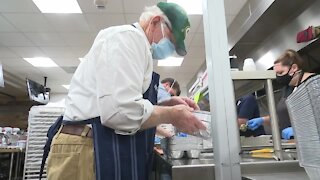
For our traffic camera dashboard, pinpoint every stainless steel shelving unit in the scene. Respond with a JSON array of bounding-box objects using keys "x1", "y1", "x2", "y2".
[
  {"x1": 201, "y1": 0, "x2": 288, "y2": 178},
  {"x1": 231, "y1": 71, "x2": 275, "y2": 99},
  {"x1": 191, "y1": 70, "x2": 283, "y2": 161},
  {"x1": 231, "y1": 70, "x2": 283, "y2": 160},
  {"x1": 181, "y1": 0, "x2": 294, "y2": 175}
]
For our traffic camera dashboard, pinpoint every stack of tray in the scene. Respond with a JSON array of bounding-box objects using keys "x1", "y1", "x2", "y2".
[
  {"x1": 286, "y1": 75, "x2": 320, "y2": 180},
  {"x1": 23, "y1": 106, "x2": 65, "y2": 180}
]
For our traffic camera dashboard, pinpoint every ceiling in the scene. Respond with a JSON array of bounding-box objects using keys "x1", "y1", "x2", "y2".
[
  {"x1": 1, "y1": 0, "x2": 317, "y2": 104},
  {"x1": 0, "y1": 0, "x2": 247, "y2": 101},
  {"x1": 229, "y1": 0, "x2": 319, "y2": 70},
  {"x1": 0, "y1": 0, "x2": 246, "y2": 101}
]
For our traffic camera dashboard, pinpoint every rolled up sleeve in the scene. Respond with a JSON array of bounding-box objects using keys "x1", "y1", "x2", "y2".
[{"x1": 95, "y1": 30, "x2": 153, "y2": 134}]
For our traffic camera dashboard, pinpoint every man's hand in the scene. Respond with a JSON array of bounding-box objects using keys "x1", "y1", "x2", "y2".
[
  {"x1": 160, "y1": 96, "x2": 200, "y2": 110},
  {"x1": 170, "y1": 105, "x2": 205, "y2": 134}
]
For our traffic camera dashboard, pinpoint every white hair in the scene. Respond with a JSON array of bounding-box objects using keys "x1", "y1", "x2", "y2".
[{"x1": 139, "y1": 5, "x2": 172, "y2": 29}]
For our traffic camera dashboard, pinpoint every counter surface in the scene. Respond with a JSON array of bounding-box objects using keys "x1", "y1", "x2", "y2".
[
  {"x1": 0, "y1": 146, "x2": 24, "y2": 153},
  {"x1": 154, "y1": 151, "x2": 309, "y2": 180}
]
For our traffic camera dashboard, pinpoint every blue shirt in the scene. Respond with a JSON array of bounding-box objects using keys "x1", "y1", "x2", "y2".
[{"x1": 237, "y1": 94, "x2": 265, "y2": 137}]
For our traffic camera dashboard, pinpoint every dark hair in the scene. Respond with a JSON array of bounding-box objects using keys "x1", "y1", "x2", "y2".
[
  {"x1": 161, "y1": 78, "x2": 181, "y2": 96},
  {"x1": 274, "y1": 49, "x2": 306, "y2": 71}
]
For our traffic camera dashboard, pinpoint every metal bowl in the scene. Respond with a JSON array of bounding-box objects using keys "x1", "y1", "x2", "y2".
[
  {"x1": 171, "y1": 150, "x2": 184, "y2": 159},
  {"x1": 186, "y1": 150, "x2": 201, "y2": 159}
]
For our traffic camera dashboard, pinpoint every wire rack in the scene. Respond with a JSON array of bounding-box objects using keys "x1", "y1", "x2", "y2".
[
  {"x1": 286, "y1": 75, "x2": 320, "y2": 180},
  {"x1": 23, "y1": 106, "x2": 64, "y2": 180}
]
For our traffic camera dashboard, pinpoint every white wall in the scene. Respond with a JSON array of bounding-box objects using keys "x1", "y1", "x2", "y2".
[
  {"x1": 50, "y1": 93, "x2": 67, "y2": 102},
  {"x1": 180, "y1": 86, "x2": 188, "y2": 97},
  {"x1": 46, "y1": 93, "x2": 67, "y2": 107}
]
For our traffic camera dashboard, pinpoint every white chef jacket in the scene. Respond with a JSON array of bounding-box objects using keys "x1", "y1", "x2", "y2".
[{"x1": 63, "y1": 23, "x2": 154, "y2": 135}]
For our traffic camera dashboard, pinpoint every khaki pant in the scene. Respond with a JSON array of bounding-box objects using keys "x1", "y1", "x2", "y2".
[{"x1": 47, "y1": 127, "x2": 95, "y2": 180}]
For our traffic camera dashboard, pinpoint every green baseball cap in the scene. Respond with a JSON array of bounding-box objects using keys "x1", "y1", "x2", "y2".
[{"x1": 157, "y1": 2, "x2": 190, "y2": 56}]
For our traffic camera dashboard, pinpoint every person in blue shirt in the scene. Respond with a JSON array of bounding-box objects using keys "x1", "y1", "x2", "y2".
[
  {"x1": 157, "y1": 78, "x2": 181, "y2": 138},
  {"x1": 237, "y1": 94, "x2": 265, "y2": 137},
  {"x1": 158, "y1": 78, "x2": 181, "y2": 103}
]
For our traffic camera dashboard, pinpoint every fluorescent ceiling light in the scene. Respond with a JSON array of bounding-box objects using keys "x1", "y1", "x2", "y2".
[
  {"x1": 168, "y1": 0, "x2": 202, "y2": 14},
  {"x1": 256, "y1": 51, "x2": 275, "y2": 70},
  {"x1": 32, "y1": 0, "x2": 82, "y2": 13},
  {"x1": 23, "y1": 57, "x2": 58, "y2": 67},
  {"x1": 62, "y1": 85, "x2": 70, "y2": 90},
  {"x1": 157, "y1": 57, "x2": 184, "y2": 66}
]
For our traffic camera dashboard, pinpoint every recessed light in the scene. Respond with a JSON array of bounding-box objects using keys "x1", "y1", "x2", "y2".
[
  {"x1": 62, "y1": 85, "x2": 70, "y2": 90},
  {"x1": 32, "y1": 0, "x2": 82, "y2": 13},
  {"x1": 157, "y1": 57, "x2": 184, "y2": 66},
  {"x1": 23, "y1": 57, "x2": 58, "y2": 67},
  {"x1": 168, "y1": 0, "x2": 202, "y2": 15}
]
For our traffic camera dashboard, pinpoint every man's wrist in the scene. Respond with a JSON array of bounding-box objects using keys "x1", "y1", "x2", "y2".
[{"x1": 157, "y1": 106, "x2": 172, "y2": 124}]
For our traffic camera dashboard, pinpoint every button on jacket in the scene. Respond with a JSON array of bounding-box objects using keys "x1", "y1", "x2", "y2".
[{"x1": 64, "y1": 23, "x2": 154, "y2": 135}]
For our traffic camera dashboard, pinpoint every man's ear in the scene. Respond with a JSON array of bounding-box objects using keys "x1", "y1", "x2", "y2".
[
  {"x1": 149, "y1": 16, "x2": 161, "y2": 31},
  {"x1": 163, "y1": 82, "x2": 170, "y2": 88}
]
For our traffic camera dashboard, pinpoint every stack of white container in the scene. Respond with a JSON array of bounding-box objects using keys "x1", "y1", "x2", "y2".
[
  {"x1": 286, "y1": 75, "x2": 320, "y2": 180},
  {"x1": 23, "y1": 106, "x2": 64, "y2": 180}
]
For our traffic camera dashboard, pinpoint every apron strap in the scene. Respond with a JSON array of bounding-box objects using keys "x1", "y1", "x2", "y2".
[{"x1": 81, "y1": 126, "x2": 91, "y2": 137}]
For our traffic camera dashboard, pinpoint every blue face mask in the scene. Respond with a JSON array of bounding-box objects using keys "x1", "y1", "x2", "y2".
[{"x1": 151, "y1": 23, "x2": 175, "y2": 60}]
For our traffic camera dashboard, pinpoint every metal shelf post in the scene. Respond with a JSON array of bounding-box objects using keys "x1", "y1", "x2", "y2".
[{"x1": 202, "y1": 0, "x2": 242, "y2": 179}]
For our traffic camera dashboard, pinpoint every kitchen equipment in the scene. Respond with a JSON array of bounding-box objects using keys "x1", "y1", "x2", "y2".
[
  {"x1": 4, "y1": 127, "x2": 12, "y2": 134},
  {"x1": 186, "y1": 150, "x2": 201, "y2": 159},
  {"x1": 23, "y1": 106, "x2": 65, "y2": 180},
  {"x1": 243, "y1": 58, "x2": 256, "y2": 71},
  {"x1": 160, "y1": 135, "x2": 203, "y2": 159},
  {"x1": 192, "y1": 111, "x2": 211, "y2": 139},
  {"x1": 240, "y1": 135, "x2": 272, "y2": 147},
  {"x1": 17, "y1": 140, "x2": 27, "y2": 149},
  {"x1": 286, "y1": 75, "x2": 320, "y2": 180}
]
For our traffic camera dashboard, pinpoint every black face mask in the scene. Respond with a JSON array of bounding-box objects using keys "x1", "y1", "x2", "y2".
[
  {"x1": 276, "y1": 74, "x2": 293, "y2": 85},
  {"x1": 276, "y1": 65, "x2": 293, "y2": 85}
]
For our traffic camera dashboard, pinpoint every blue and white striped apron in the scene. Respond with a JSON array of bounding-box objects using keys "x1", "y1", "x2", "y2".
[
  {"x1": 91, "y1": 72, "x2": 159, "y2": 180},
  {"x1": 40, "y1": 72, "x2": 159, "y2": 180}
]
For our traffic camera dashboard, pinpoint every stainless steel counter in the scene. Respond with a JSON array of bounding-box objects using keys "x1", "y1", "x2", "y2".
[{"x1": 153, "y1": 151, "x2": 309, "y2": 180}]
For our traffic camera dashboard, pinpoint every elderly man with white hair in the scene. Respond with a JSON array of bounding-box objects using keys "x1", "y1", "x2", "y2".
[{"x1": 41, "y1": 2, "x2": 205, "y2": 180}]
